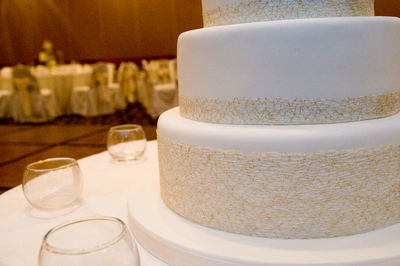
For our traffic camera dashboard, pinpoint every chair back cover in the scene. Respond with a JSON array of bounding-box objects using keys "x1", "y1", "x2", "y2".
[
  {"x1": 119, "y1": 62, "x2": 139, "y2": 103},
  {"x1": 11, "y1": 65, "x2": 46, "y2": 122}
]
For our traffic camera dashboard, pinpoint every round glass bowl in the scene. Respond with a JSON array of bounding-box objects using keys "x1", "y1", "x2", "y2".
[
  {"x1": 22, "y1": 158, "x2": 83, "y2": 210},
  {"x1": 107, "y1": 124, "x2": 147, "y2": 161},
  {"x1": 38, "y1": 216, "x2": 140, "y2": 266}
]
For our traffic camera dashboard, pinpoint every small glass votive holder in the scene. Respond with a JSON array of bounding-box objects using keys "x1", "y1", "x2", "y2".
[
  {"x1": 22, "y1": 158, "x2": 83, "y2": 210},
  {"x1": 107, "y1": 124, "x2": 147, "y2": 161},
  {"x1": 38, "y1": 216, "x2": 140, "y2": 266}
]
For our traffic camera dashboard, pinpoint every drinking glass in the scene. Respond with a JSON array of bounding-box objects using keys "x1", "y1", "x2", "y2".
[
  {"x1": 107, "y1": 124, "x2": 147, "y2": 161},
  {"x1": 38, "y1": 216, "x2": 140, "y2": 266},
  {"x1": 22, "y1": 158, "x2": 83, "y2": 210}
]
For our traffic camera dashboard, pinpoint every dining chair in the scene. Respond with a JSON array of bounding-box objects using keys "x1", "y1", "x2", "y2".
[
  {"x1": 118, "y1": 62, "x2": 140, "y2": 103},
  {"x1": 11, "y1": 66, "x2": 60, "y2": 123},
  {"x1": 141, "y1": 59, "x2": 178, "y2": 118}
]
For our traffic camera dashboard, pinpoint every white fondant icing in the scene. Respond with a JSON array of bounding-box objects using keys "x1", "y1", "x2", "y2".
[
  {"x1": 178, "y1": 17, "x2": 400, "y2": 101},
  {"x1": 158, "y1": 109, "x2": 400, "y2": 238},
  {"x1": 158, "y1": 108, "x2": 400, "y2": 153},
  {"x1": 154, "y1": 0, "x2": 400, "y2": 256},
  {"x1": 127, "y1": 171, "x2": 400, "y2": 266}
]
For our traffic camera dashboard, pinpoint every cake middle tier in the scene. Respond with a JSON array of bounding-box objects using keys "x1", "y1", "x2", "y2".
[
  {"x1": 178, "y1": 17, "x2": 400, "y2": 125},
  {"x1": 158, "y1": 108, "x2": 400, "y2": 239}
]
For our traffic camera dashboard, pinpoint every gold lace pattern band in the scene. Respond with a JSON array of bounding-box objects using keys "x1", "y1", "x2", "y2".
[
  {"x1": 180, "y1": 91, "x2": 400, "y2": 125},
  {"x1": 203, "y1": 0, "x2": 375, "y2": 27},
  {"x1": 158, "y1": 134, "x2": 400, "y2": 239}
]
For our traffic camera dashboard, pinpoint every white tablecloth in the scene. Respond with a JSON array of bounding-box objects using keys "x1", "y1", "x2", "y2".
[
  {"x1": 0, "y1": 66, "x2": 93, "y2": 115},
  {"x1": 149, "y1": 83, "x2": 178, "y2": 118},
  {"x1": 0, "y1": 141, "x2": 167, "y2": 266},
  {"x1": 36, "y1": 70, "x2": 92, "y2": 113}
]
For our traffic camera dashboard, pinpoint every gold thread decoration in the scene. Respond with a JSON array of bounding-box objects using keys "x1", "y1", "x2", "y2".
[
  {"x1": 158, "y1": 134, "x2": 400, "y2": 239},
  {"x1": 203, "y1": 0, "x2": 375, "y2": 27},
  {"x1": 179, "y1": 91, "x2": 400, "y2": 125}
]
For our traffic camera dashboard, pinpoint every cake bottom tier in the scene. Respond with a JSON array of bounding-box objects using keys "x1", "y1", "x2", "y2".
[
  {"x1": 127, "y1": 166, "x2": 400, "y2": 266},
  {"x1": 157, "y1": 108, "x2": 400, "y2": 239}
]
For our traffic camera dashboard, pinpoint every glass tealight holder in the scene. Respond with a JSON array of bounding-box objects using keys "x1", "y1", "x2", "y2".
[
  {"x1": 22, "y1": 158, "x2": 83, "y2": 210},
  {"x1": 107, "y1": 124, "x2": 147, "y2": 161},
  {"x1": 38, "y1": 216, "x2": 140, "y2": 266}
]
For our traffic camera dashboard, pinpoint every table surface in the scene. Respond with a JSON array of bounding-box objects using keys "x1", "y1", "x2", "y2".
[{"x1": 0, "y1": 140, "x2": 167, "y2": 266}]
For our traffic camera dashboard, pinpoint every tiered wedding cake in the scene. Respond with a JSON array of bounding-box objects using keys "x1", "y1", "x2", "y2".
[
  {"x1": 129, "y1": 0, "x2": 400, "y2": 265},
  {"x1": 158, "y1": 0, "x2": 400, "y2": 239}
]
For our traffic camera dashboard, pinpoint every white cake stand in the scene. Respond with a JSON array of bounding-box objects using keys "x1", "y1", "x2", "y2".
[{"x1": 127, "y1": 172, "x2": 400, "y2": 266}]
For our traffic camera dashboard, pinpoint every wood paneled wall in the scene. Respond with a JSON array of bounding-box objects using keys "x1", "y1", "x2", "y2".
[
  {"x1": 0, "y1": 0, "x2": 399, "y2": 66},
  {"x1": 0, "y1": 0, "x2": 203, "y2": 66},
  {"x1": 375, "y1": 0, "x2": 400, "y2": 16}
]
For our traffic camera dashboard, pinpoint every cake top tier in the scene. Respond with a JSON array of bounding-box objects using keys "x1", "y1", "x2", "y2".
[{"x1": 202, "y1": 0, "x2": 375, "y2": 27}]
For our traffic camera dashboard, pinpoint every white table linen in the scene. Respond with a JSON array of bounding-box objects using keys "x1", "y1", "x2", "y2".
[
  {"x1": 35, "y1": 67, "x2": 92, "y2": 113},
  {"x1": 70, "y1": 86, "x2": 98, "y2": 117},
  {"x1": 150, "y1": 83, "x2": 178, "y2": 118},
  {"x1": 0, "y1": 141, "x2": 166, "y2": 266},
  {"x1": 141, "y1": 59, "x2": 179, "y2": 118}
]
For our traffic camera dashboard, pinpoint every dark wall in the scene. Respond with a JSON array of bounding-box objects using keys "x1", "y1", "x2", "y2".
[
  {"x1": 376, "y1": 0, "x2": 400, "y2": 17},
  {"x1": 1, "y1": 0, "x2": 399, "y2": 66},
  {"x1": 0, "y1": 0, "x2": 203, "y2": 66}
]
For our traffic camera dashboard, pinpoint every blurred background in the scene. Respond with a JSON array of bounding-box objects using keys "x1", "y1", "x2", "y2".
[
  {"x1": 0, "y1": 0, "x2": 203, "y2": 66},
  {"x1": 0, "y1": 0, "x2": 398, "y2": 66},
  {"x1": 0, "y1": 0, "x2": 399, "y2": 193}
]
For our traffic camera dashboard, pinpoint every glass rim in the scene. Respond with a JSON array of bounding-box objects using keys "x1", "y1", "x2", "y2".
[
  {"x1": 41, "y1": 216, "x2": 128, "y2": 255},
  {"x1": 26, "y1": 157, "x2": 77, "y2": 172},
  {"x1": 109, "y1": 124, "x2": 143, "y2": 132}
]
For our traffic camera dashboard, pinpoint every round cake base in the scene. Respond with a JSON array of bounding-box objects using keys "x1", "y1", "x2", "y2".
[{"x1": 127, "y1": 171, "x2": 400, "y2": 266}]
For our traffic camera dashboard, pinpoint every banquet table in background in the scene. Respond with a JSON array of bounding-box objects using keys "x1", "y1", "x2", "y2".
[
  {"x1": 0, "y1": 141, "x2": 166, "y2": 266},
  {"x1": 33, "y1": 64, "x2": 93, "y2": 113},
  {"x1": 0, "y1": 64, "x2": 94, "y2": 120},
  {"x1": 0, "y1": 60, "x2": 179, "y2": 121}
]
